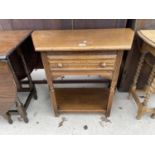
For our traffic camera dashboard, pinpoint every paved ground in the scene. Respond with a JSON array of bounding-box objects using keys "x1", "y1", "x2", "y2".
[{"x1": 0, "y1": 70, "x2": 155, "y2": 135}]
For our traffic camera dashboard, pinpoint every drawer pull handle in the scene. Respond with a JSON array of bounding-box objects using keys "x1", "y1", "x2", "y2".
[
  {"x1": 100, "y1": 62, "x2": 107, "y2": 67},
  {"x1": 57, "y1": 63, "x2": 63, "y2": 68}
]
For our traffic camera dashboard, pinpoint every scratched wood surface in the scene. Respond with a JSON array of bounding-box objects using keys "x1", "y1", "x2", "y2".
[
  {"x1": 0, "y1": 30, "x2": 32, "y2": 57},
  {"x1": 32, "y1": 28, "x2": 134, "y2": 51},
  {"x1": 0, "y1": 62, "x2": 17, "y2": 115},
  {"x1": 138, "y1": 30, "x2": 155, "y2": 49},
  {"x1": 38, "y1": 28, "x2": 134, "y2": 116}
]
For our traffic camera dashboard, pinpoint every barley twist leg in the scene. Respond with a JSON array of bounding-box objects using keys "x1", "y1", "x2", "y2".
[{"x1": 128, "y1": 52, "x2": 146, "y2": 99}]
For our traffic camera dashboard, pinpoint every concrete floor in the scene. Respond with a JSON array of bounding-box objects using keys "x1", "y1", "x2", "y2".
[{"x1": 0, "y1": 70, "x2": 155, "y2": 135}]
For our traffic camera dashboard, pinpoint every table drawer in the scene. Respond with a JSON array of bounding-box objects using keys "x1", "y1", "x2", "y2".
[
  {"x1": 47, "y1": 51, "x2": 117, "y2": 71},
  {"x1": 49, "y1": 60, "x2": 115, "y2": 71}
]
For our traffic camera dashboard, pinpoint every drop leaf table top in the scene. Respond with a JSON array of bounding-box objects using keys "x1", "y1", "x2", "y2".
[{"x1": 0, "y1": 30, "x2": 32, "y2": 59}]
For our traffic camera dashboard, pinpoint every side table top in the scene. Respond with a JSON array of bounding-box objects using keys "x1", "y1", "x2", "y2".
[
  {"x1": 32, "y1": 28, "x2": 134, "y2": 52},
  {"x1": 0, "y1": 30, "x2": 32, "y2": 59},
  {"x1": 138, "y1": 30, "x2": 155, "y2": 48}
]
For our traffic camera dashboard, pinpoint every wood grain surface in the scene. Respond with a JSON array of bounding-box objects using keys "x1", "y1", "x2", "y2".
[
  {"x1": 0, "y1": 61, "x2": 17, "y2": 115},
  {"x1": 0, "y1": 30, "x2": 32, "y2": 57},
  {"x1": 138, "y1": 30, "x2": 155, "y2": 48},
  {"x1": 32, "y1": 28, "x2": 134, "y2": 51},
  {"x1": 38, "y1": 28, "x2": 134, "y2": 116},
  {"x1": 55, "y1": 88, "x2": 109, "y2": 113}
]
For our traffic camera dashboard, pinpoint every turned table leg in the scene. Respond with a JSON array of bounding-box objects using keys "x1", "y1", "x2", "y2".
[
  {"x1": 41, "y1": 53, "x2": 59, "y2": 116},
  {"x1": 143, "y1": 65, "x2": 155, "y2": 105},
  {"x1": 106, "y1": 52, "x2": 123, "y2": 117},
  {"x1": 129, "y1": 52, "x2": 146, "y2": 99},
  {"x1": 136, "y1": 64, "x2": 155, "y2": 119},
  {"x1": 130, "y1": 50, "x2": 155, "y2": 119}
]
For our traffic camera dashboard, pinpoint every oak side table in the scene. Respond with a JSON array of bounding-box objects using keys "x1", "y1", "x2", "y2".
[
  {"x1": 0, "y1": 30, "x2": 37, "y2": 123},
  {"x1": 129, "y1": 30, "x2": 155, "y2": 119},
  {"x1": 32, "y1": 29, "x2": 134, "y2": 117}
]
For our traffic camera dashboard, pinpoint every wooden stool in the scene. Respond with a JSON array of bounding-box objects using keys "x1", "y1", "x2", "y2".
[{"x1": 129, "y1": 30, "x2": 155, "y2": 119}]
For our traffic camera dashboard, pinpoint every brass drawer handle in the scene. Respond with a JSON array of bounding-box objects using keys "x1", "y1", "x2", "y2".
[
  {"x1": 57, "y1": 63, "x2": 63, "y2": 68},
  {"x1": 100, "y1": 62, "x2": 107, "y2": 67}
]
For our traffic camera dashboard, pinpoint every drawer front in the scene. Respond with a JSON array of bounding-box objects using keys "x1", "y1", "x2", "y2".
[
  {"x1": 47, "y1": 51, "x2": 117, "y2": 71},
  {"x1": 49, "y1": 60, "x2": 115, "y2": 71},
  {"x1": 51, "y1": 70, "x2": 113, "y2": 80}
]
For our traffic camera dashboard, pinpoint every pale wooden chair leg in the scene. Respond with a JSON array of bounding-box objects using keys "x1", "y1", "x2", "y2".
[{"x1": 16, "y1": 98, "x2": 29, "y2": 123}]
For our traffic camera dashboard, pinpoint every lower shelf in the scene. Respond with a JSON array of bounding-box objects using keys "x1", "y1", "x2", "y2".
[{"x1": 55, "y1": 88, "x2": 109, "y2": 113}]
